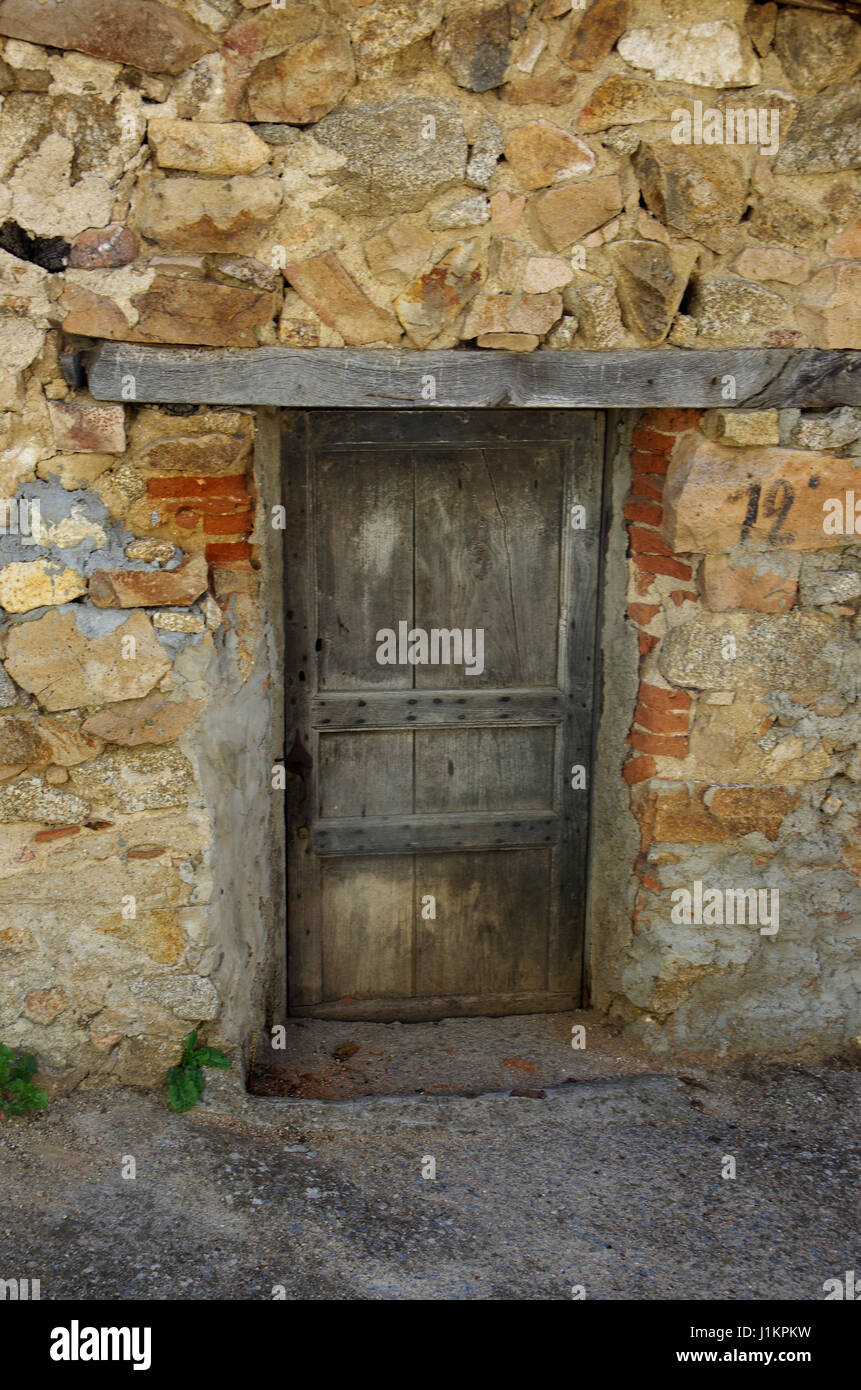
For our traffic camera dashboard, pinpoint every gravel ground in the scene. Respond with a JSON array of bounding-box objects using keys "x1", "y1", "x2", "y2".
[{"x1": 0, "y1": 1062, "x2": 858, "y2": 1301}]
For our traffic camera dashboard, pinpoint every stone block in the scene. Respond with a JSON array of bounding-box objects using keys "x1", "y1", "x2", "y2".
[
  {"x1": 284, "y1": 251, "x2": 401, "y2": 346},
  {"x1": 4, "y1": 610, "x2": 172, "y2": 712},
  {"x1": 532, "y1": 175, "x2": 623, "y2": 252},
  {"x1": 394, "y1": 241, "x2": 484, "y2": 348},
  {"x1": 89, "y1": 554, "x2": 209, "y2": 610},
  {"x1": 700, "y1": 552, "x2": 799, "y2": 613},
  {"x1": 663, "y1": 435, "x2": 861, "y2": 554},
  {"x1": 147, "y1": 119, "x2": 271, "y2": 175},
  {"x1": 504, "y1": 120, "x2": 595, "y2": 191},
  {"x1": 48, "y1": 400, "x2": 125, "y2": 454},
  {"x1": 659, "y1": 610, "x2": 854, "y2": 695}
]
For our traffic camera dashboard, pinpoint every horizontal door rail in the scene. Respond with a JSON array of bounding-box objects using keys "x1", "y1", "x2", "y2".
[
  {"x1": 311, "y1": 687, "x2": 573, "y2": 730},
  {"x1": 312, "y1": 810, "x2": 561, "y2": 855}
]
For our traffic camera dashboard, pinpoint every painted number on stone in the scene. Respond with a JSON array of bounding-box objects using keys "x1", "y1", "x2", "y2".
[{"x1": 739, "y1": 479, "x2": 795, "y2": 546}]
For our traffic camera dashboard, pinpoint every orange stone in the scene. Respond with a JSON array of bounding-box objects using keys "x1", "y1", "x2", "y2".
[
  {"x1": 700, "y1": 553, "x2": 798, "y2": 613},
  {"x1": 664, "y1": 435, "x2": 861, "y2": 553}
]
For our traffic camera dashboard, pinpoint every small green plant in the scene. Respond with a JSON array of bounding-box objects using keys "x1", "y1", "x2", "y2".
[
  {"x1": 168, "y1": 1030, "x2": 230, "y2": 1113},
  {"x1": 0, "y1": 1043, "x2": 48, "y2": 1117}
]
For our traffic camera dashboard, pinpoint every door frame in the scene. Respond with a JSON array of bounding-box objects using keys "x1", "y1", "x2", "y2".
[{"x1": 280, "y1": 407, "x2": 611, "y2": 1018}]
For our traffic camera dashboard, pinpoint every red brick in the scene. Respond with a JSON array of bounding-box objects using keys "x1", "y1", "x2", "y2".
[
  {"x1": 639, "y1": 682, "x2": 692, "y2": 712},
  {"x1": 669, "y1": 589, "x2": 698, "y2": 606},
  {"x1": 128, "y1": 846, "x2": 166, "y2": 859},
  {"x1": 632, "y1": 426, "x2": 674, "y2": 454},
  {"x1": 634, "y1": 701, "x2": 689, "y2": 735},
  {"x1": 204, "y1": 511, "x2": 254, "y2": 535},
  {"x1": 629, "y1": 729, "x2": 689, "y2": 757},
  {"x1": 147, "y1": 476, "x2": 248, "y2": 499},
  {"x1": 631, "y1": 474, "x2": 664, "y2": 501},
  {"x1": 174, "y1": 508, "x2": 200, "y2": 529},
  {"x1": 624, "y1": 500, "x2": 663, "y2": 527},
  {"x1": 640, "y1": 407, "x2": 701, "y2": 433},
  {"x1": 627, "y1": 602, "x2": 659, "y2": 625},
  {"x1": 638, "y1": 631, "x2": 658, "y2": 655},
  {"x1": 158, "y1": 494, "x2": 251, "y2": 516},
  {"x1": 34, "y1": 825, "x2": 81, "y2": 842},
  {"x1": 205, "y1": 540, "x2": 252, "y2": 563},
  {"x1": 629, "y1": 525, "x2": 674, "y2": 557},
  {"x1": 632, "y1": 449, "x2": 669, "y2": 476},
  {"x1": 634, "y1": 553, "x2": 693, "y2": 581},
  {"x1": 623, "y1": 755, "x2": 656, "y2": 784}
]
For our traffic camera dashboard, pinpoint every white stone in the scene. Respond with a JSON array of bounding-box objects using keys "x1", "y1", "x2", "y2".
[
  {"x1": 9, "y1": 135, "x2": 114, "y2": 239},
  {"x1": 0, "y1": 314, "x2": 46, "y2": 372},
  {"x1": 618, "y1": 23, "x2": 761, "y2": 88}
]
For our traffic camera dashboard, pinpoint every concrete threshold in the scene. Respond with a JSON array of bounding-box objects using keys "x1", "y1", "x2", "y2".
[{"x1": 199, "y1": 1066, "x2": 692, "y2": 1135}]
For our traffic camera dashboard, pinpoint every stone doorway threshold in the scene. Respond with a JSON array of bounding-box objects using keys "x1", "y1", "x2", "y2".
[{"x1": 247, "y1": 1009, "x2": 654, "y2": 1102}]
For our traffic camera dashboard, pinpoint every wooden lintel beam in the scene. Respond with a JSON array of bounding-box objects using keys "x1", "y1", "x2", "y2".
[{"x1": 86, "y1": 344, "x2": 861, "y2": 410}]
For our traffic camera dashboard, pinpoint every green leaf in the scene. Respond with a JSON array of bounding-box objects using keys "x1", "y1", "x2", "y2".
[
  {"x1": 0, "y1": 1041, "x2": 46, "y2": 1115},
  {"x1": 192, "y1": 1047, "x2": 231, "y2": 1070},
  {"x1": 168, "y1": 1065, "x2": 200, "y2": 1113}
]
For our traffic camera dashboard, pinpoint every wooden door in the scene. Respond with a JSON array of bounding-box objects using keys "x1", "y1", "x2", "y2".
[{"x1": 283, "y1": 410, "x2": 604, "y2": 1020}]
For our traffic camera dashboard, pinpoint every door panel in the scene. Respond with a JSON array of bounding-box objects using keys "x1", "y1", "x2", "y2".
[
  {"x1": 318, "y1": 731, "x2": 412, "y2": 818},
  {"x1": 413, "y1": 727, "x2": 554, "y2": 813},
  {"x1": 320, "y1": 856, "x2": 414, "y2": 1000},
  {"x1": 415, "y1": 850, "x2": 551, "y2": 997},
  {"x1": 284, "y1": 410, "x2": 604, "y2": 1020}
]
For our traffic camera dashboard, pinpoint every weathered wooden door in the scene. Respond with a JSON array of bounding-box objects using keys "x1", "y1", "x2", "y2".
[{"x1": 283, "y1": 410, "x2": 604, "y2": 1020}]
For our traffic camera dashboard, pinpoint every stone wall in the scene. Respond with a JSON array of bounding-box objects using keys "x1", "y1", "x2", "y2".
[
  {"x1": 605, "y1": 404, "x2": 861, "y2": 1059},
  {"x1": 0, "y1": 0, "x2": 858, "y2": 1083}
]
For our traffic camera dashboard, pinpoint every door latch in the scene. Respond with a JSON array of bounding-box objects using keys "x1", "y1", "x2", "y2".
[{"x1": 284, "y1": 732, "x2": 313, "y2": 805}]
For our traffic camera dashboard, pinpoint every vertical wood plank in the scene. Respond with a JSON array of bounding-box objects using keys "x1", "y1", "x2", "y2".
[
  {"x1": 550, "y1": 410, "x2": 605, "y2": 994},
  {"x1": 314, "y1": 452, "x2": 414, "y2": 690},
  {"x1": 413, "y1": 447, "x2": 562, "y2": 688}
]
